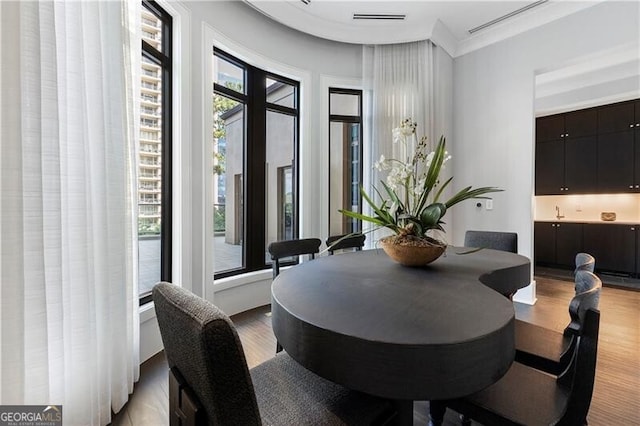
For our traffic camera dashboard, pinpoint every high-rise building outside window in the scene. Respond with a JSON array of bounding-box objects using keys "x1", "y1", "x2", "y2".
[
  {"x1": 213, "y1": 48, "x2": 299, "y2": 277},
  {"x1": 138, "y1": 1, "x2": 172, "y2": 304}
]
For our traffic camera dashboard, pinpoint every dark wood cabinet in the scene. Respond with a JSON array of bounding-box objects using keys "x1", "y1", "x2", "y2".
[
  {"x1": 565, "y1": 109, "x2": 597, "y2": 138},
  {"x1": 555, "y1": 223, "x2": 584, "y2": 267},
  {"x1": 536, "y1": 109, "x2": 597, "y2": 142},
  {"x1": 536, "y1": 115, "x2": 565, "y2": 143},
  {"x1": 535, "y1": 135, "x2": 597, "y2": 195},
  {"x1": 535, "y1": 222, "x2": 639, "y2": 276},
  {"x1": 598, "y1": 101, "x2": 635, "y2": 134},
  {"x1": 535, "y1": 109, "x2": 597, "y2": 195},
  {"x1": 635, "y1": 124, "x2": 640, "y2": 192},
  {"x1": 534, "y1": 222, "x2": 556, "y2": 264},
  {"x1": 564, "y1": 136, "x2": 597, "y2": 193},
  {"x1": 583, "y1": 224, "x2": 636, "y2": 273},
  {"x1": 595, "y1": 100, "x2": 640, "y2": 193},
  {"x1": 597, "y1": 130, "x2": 635, "y2": 192},
  {"x1": 637, "y1": 225, "x2": 640, "y2": 275},
  {"x1": 536, "y1": 98, "x2": 640, "y2": 195},
  {"x1": 534, "y1": 222, "x2": 583, "y2": 268},
  {"x1": 535, "y1": 141, "x2": 564, "y2": 195}
]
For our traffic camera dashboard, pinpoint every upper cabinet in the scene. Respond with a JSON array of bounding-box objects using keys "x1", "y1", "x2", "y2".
[
  {"x1": 597, "y1": 101, "x2": 635, "y2": 134},
  {"x1": 597, "y1": 100, "x2": 640, "y2": 193},
  {"x1": 536, "y1": 109, "x2": 597, "y2": 142},
  {"x1": 535, "y1": 108, "x2": 597, "y2": 195},
  {"x1": 535, "y1": 99, "x2": 640, "y2": 195}
]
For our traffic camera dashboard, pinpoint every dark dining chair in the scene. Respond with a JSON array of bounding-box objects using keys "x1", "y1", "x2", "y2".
[
  {"x1": 463, "y1": 230, "x2": 518, "y2": 253},
  {"x1": 515, "y1": 271, "x2": 601, "y2": 375},
  {"x1": 153, "y1": 282, "x2": 396, "y2": 426},
  {"x1": 438, "y1": 308, "x2": 600, "y2": 426},
  {"x1": 268, "y1": 238, "x2": 322, "y2": 353},
  {"x1": 326, "y1": 233, "x2": 366, "y2": 255},
  {"x1": 267, "y1": 238, "x2": 322, "y2": 281}
]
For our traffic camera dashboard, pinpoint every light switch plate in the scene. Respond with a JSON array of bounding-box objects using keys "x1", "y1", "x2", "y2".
[{"x1": 486, "y1": 199, "x2": 493, "y2": 210}]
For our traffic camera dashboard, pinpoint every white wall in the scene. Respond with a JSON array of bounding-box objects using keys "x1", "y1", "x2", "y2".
[
  {"x1": 451, "y1": 1, "x2": 639, "y2": 303},
  {"x1": 182, "y1": 1, "x2": 364, "y2": 313}
]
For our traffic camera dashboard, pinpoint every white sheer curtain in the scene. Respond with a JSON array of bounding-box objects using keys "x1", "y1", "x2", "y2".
[
  {"x1": 361, "y1": 40, "x2": 453, "y2": 241},
  {"x1": 1, "y1": 1, "x2": 140, "y2": 425},
  {"x1": 370, "y1": 40, "x2": 435, "y2": 166}
]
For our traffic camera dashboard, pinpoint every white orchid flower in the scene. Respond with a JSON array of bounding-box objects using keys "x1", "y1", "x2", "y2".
[
  {"x1": 400, "y1": 125, "x2": 415, "y2": 136},
  {"x1": 373, "y1": 155, "x2": 387, "y2": 171},
  {"x1": 392, "y1": 127, "x2": 404, "y2": 144}
]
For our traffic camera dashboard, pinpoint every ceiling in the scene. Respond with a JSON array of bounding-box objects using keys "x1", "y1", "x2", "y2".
[{"x1": 244, "y1": 0, "x2": 603, "y2": 56}]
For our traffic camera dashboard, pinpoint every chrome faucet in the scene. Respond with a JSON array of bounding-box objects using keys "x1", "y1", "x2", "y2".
[{"x1": 555, "y1": 205, "x2": 564, "y2": 220}]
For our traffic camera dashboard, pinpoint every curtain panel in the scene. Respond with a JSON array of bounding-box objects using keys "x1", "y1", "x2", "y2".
[
  {"x1": 362, "y1": 40, "x2": 453, "y2": 240},
  {"x1": 0, "y1": 1, "x2": 140, "y2": 424},
  {"x1": 370, "y1": 40, "x2": 435, "y2": 167}
]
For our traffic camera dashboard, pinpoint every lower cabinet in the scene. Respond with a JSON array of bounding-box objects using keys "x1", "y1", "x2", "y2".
[
  {"x1": 583, "y1": 224, "x2": 637, "y2": 274},
  {"x1": 534, "y1": 222, "x2": 556, "y2": 264},
  {"x1": 535, "y1": 222, "x2": 639, "y2": 275},
  {"x1": 637, "y1": 228, "x2": 640, "y2": 275},
  {"x1": 534, "y1": 222, "x2": 583, "y2": 268}
]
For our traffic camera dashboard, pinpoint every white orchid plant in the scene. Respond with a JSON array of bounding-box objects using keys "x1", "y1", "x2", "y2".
[{"x1": 340, "y1": 118, "x2": 502, "y2": 241}]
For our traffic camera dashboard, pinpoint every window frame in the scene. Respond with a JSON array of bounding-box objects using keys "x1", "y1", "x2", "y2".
[
  {"x1": 328, "y1": 87, "x2": 363, "y2": 235},
  {"x1": 213, "y1": 48, "x2": 300, "y2": 279},
  {"x1": 139, "y1": 0, "x2": 172, "y2": 305}
]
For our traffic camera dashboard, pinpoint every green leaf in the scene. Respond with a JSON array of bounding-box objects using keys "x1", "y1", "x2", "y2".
[
  {"x1": 444, "y1": 186, "x2": 503, "y2": 209},
  {"x1": 360, "y1": 186, "x2": 388, "y2": 220},
  {"x1": 420, "y1": 203, "x2": 446, "y2": 227},
  {"x1": 380, "y1": 180, "x2": 405, "y2": 212},
  {"x1": 423, "y1": 136, "x2": 447, "y2": 193},
  {"x1": 433, "y1": 176, "x2": 453, "y2": 203},
  {"x1": 338, "y1": 209, "x2": 386, "y2": 227}
]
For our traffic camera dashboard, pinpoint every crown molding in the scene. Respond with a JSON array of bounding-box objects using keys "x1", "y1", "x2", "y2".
[{"x1": 455, "y1": 1, "x2": 603, "y2": 57}]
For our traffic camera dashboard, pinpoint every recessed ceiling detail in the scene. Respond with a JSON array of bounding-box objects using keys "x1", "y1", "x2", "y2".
[
  {"x1": 353, "y1": 13, "x2": 406, "y2": 21},
  {"x1": 468, "y1": 0, "x2": 548, "y2": 34},
  {"x1": 243, "y1": 1, "x2": 603, "y2": 57}
]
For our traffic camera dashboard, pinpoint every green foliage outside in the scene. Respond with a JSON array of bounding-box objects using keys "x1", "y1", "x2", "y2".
[
  {"x1": 139, "y1": 220, "x2": 161, "y2": 236},
  {"x1": 213, "y1": 81, "x2": 242, "y2": 176},
  {"x1": 214, "y1": 206, "x2": 226, "y2": 233}
]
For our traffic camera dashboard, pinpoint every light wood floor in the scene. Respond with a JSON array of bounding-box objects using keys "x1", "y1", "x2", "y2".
[{"x1": 110, "y1": 277, "x2": 640, "y2": 425}]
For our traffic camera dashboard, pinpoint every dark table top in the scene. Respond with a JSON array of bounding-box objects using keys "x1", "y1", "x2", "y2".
[{"x1": 271, "y1": 246, "x2": 531, "y2": 401}]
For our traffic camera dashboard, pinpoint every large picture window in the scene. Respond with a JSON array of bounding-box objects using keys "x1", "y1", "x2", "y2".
[
  {"x1": 138, "y1": 1, "x2": 172, "y2": 304},
  {"x1": 213, "y1": 49, "x2": 299, "y2": 278}
]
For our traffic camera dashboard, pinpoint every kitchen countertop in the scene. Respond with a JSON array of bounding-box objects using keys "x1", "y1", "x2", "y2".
[{"x1": 535, "y1": 220, "x2": 639, "y2": 225}]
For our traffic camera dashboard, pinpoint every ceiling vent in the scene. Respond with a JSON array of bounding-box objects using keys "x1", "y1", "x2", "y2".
[
  {"x1": 353, "y1": 13, "x2": 406, "y2": 21},
  {"x1": 468, "y1": 0, "x2": 548, "y2": 34},
  {"x1": 300, "y1": 0, "x2": 311, "y2": 5}
]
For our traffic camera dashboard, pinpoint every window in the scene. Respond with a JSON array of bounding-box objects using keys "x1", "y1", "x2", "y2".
[
  {"x1": 277, "y1": 166, "x2": 294, "y2": 241},
  {"x1": 213, "y1": 49, "x2": 299, "y2": 278},
  {"x1": 328, "y1": 88, "x2": 363, "y2": 236},
  {"x1": 138, "y1": 1, "x2": 172, "y2": 304}
]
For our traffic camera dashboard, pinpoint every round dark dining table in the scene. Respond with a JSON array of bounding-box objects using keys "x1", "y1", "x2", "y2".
[{"x1": 271, "y1": 246, "x2": 531, "y2": 423}]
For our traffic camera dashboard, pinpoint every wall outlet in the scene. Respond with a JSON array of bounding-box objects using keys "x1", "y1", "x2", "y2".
[{"x1": 486, "y1": 199, "x2": 493, "y2": 210}]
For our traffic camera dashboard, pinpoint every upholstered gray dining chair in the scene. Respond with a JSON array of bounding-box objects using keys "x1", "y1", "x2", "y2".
[
  {"x1": 326, "y1": 233, "x2": 366, "y2": 255},
  {"x1": 575, "y1": 252, "x2": 595, "y2": 273},
  {"x1": 463, "y1": 230, "x2": 518, "y2": 253},
  {"x1": 515, "y1": 271, "x2": 602, "y2": 375},
  {"x1": 153, "y1": 282, "x2": 395, "y2": 426}
]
